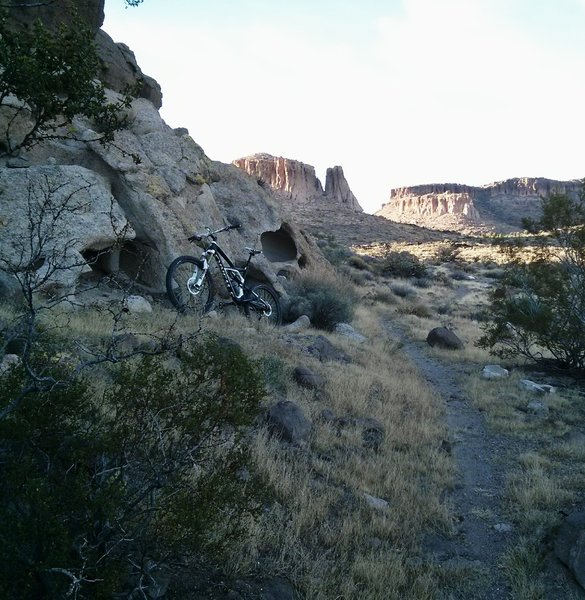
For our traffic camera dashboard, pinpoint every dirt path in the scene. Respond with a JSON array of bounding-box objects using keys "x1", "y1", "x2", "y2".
[{"x1": 384, "y1": 320, "x2": 515, "y2": 599}]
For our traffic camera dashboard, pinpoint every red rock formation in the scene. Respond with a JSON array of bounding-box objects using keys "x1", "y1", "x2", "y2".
[
  {"x1": 377, "y1": 177, "x2": 583, "y2": 233},
  {"x1": 233, "y1": 153, "x2": 363, "y2": 212}
]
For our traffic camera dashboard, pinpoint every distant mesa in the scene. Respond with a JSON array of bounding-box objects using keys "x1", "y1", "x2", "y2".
[
  {"x1": 232, "y1": 153, "x2": 363, "y2": 213},
  {"x1": 376, "y1": 177, "x2": 584, "y2": 233}
]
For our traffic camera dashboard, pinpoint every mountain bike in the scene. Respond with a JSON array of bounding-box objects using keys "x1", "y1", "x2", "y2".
[{"x1": 166, "y1": 223, "x2": 282, "y2": 326}]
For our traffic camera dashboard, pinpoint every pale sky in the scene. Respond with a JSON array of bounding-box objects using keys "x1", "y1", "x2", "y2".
[{"x1": 103, "y1": 0, "x2": 585, "y2": 213}]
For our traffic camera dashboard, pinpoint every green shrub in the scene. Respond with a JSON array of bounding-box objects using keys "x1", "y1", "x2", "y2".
[
  {"x1": 0, "y1": 337, "x2": 266, "y2": 598},
  {"x1": 378, "y1": 251, "x2": 427, "y2": 278},
  {"x1": 479, "y1": 190, "x2": 585, "y2": 373},
  {"x1": 284, "y1": 268, "x2": 356, "y2": 330}
]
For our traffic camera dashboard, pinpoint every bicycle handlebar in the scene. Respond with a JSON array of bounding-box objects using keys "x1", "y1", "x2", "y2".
[{"x1": 187, "y1": 222, "x2": 241, "y2": 242}]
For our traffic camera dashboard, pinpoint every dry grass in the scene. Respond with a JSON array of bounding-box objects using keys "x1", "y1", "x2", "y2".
[
  {"x1": 200, "y1": 301, "x2": 455, "y2": 598},
  {"x1": 354, "y1": 237, "x2": 585, "y2": 597}
]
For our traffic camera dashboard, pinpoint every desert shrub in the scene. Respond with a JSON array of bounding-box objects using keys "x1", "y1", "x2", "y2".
[
  {"x1": 316, "y1": 236, "x2": 352, "y2": 266},
  {"x1": 284, "y1": 267, "x2": 357, "y2": 330},
  {"x1": 397, "y1": 302, "x2": 433, "y2": 318},
  {"x1": 369, "y1": 288, "x2": 398, "y2": 305},
  {"x1": 411, "y1": 276, "x2": 432, "y2": 288},
  {"x1": 346, "y1": 255, "x2": 370, "y2": 271},
  {"x1": 434, "y1": 243, "x2": 461, "y2": 264},
  {"x1": 450, "y1": 268, "x2": 470, "y2": 281},
  {"x1": 0, "y1": 337, "x2": 266, "y2": 598},
  {"x1": 378, "y1": 251, "x2": 427, "y2": 279},
  {"x1": 479, "y1": 190, "x2": 585, "y2": 373},
  {"x1": 390, "y1": 282, "x2": 417, "y2": 299},
  {"x1": 340, "y1": 264, "x2": 374, "y2": 285}
]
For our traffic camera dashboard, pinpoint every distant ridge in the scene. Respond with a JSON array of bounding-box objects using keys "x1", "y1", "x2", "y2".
[{"x1": 376, "y1": 177, "x2": 583, "y2": 233}]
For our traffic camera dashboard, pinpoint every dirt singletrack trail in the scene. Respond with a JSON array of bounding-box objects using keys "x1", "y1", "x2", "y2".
[{"x1": 384, "y1": 319, "x2": 515, "y2": 599}]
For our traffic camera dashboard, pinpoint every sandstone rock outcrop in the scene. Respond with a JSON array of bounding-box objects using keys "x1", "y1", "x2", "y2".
[
  {"x1": 377, "y1": 178, "x2": 583, "y2": 233},
  {"x1": 233, "y1": 153, "x2": 363, "y2": 212},
  {"x1": 0, "y1": 10, "x2": 322, "y2": 300}
]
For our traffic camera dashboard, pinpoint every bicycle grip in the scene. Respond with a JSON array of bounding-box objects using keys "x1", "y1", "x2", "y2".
[
  {"x1": 187, "y1": 234, "x2": 202, "y2": 242},
  {"x1": 229, "y1": 222, "x2": 241, "y2": 230}
]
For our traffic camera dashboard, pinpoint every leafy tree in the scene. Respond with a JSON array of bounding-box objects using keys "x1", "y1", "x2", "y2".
[
  {"x1": 0, "y1": 10, "x2": 133, "y2": 156},
  {"x1": 479, "y1": 188, "x2": 585, "y2": 373}
]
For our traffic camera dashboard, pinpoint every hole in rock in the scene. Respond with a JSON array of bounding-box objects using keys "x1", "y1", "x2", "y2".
[
  {"x1": 118, "y1": 240, "x2": 160, "y2": 287},
  {"x1": 260, "y1": 226, "x2": 297, "y2": 262}
]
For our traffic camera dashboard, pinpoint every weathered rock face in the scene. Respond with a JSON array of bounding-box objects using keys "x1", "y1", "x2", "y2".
[
  {"x1": 3, "y1": 0, "x2": 105, "y2": 33},
  {"x1": 233, "y1": 154, "x2": 324, "y2": 203},
  {"x1": 95, "y1": 30, "x2": 163, "y2": 109},
  {"x1": 233, "y1": 153, "x2": 363, "y2": 212},
  {"x1": 325, "y1": 166, "x2": 361, "y2": 212},
  {"x1": 377, "y1": 178, "x2": 583, "y2": 233},
  {"x1": 0, "y1": 26, "x2": 322, "y2": 300}
]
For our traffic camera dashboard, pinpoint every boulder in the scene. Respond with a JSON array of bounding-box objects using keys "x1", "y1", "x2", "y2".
[
  {"x1": 526, "y1": 399, "x2": 549, "y2": 417},
  {"x1": 124, "y1": 295, "x2": 153, "y2": 314},
  {"x1": 519, "y1": 379, "x2": 556, "y2": 394},
  {"x1": 482, "y1": 364, "x2": 509, "y2": 380},
  {"x1": 267, "y1": 400, "x2": 312, "y2": 443},
  {"x1": 0, "y1": 166, "x2": 133, "y2": 295},
  {"x1": 284, "y1": 315, "x2": 311, "y2": 333},
  {"x1": 292, "y1": 366, "x2": 324, "y2": 390},
  {"x1": 334, "y1": 322, "x2": 367, "y2": 344},
  {"x1": 426, "y1": 327, "x2": 464, "y2": 350},
  {"x1": 554, "y1": 511, "x2": 585, "y2": 590}
]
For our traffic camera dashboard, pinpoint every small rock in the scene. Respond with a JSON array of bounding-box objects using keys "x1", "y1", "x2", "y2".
[
  {"x1": 519, "y1": 379, "x2": 556, "y2": 394},
  {"x1": 205, "y1": 309, "x2": 219, "y2": 319},
  {"x1": 493, "y1": 523, "x2": 513, "y2": 533},
  {"x1": 363, "y1": 492, "x2": 390, "y2": 511},
  {"x1": 426, "y1": 327, "x2": 464, "y2": 350},
  {"x1": 124, "y1": 295, "x2": 153, "y2": 313},
  {"x1": 293, "y1": 366, "x2": 324, "y2": 390},
  {"x1": 334, "y1": 322, "x2": 367, "y2": 344},
  {"x1": 267, "y1": 400, "x2": 312, "y2": 443},
  {"x1": 284, "y1": 315, "x2": 311, "y2": 333},
  {"x1": 482, "y1": 364, "x2": 509, "y2": 380},
  {"x1": 526, "y1": 399, "x2": 549, "y2": 417}
]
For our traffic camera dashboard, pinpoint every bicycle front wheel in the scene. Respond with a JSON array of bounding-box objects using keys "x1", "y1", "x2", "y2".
[
  {"x1": 245, "y1": 284, "x2": 282, "y2": 326},
  {"x1": 166, "y1": 256, "x2": 214, "y2": 315}
]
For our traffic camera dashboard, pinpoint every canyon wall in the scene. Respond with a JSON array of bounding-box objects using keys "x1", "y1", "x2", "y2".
[
  {"x1": 233, "y1": 153, "x2": 363, "y2": 212},
  {"x1": 377, "y1": 177, "x2": 583, "y2": 233}
]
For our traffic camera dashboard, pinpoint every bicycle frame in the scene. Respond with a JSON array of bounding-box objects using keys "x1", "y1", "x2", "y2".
[{"x1": 198, "y1": 241, "x2": 249, "y2": 301}]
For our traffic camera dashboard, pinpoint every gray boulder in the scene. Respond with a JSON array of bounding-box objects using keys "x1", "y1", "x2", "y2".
[
  {"x1": 267, "y1": 400, "x2": 312, "y2": 443},
  {"x1": 426, "y1": 327, "x2": 464, "y2": 350},
  {"x1": 554, "y1": 511, "x2": 585, "y2": 590},
  {"x1": 334, "y1": 322, "x2": 367, "y2": 343},
  {"x1": 284, "y1": 315, "x2": 311, "y2": 333},
  {"x1": 293, "y1": 366, "x2": 324, "y2": 390},
  {"x1": 482, "y1": 364, "x2": 509, "y2": 380}
]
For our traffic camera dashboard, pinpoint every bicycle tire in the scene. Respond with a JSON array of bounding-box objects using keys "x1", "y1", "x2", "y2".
[
  {"x1": 244, "y1": 284, "x2": 282, "y2": 326},
  {"x1": 166, "y1": 256, "x2": 215, "y2": 315}
]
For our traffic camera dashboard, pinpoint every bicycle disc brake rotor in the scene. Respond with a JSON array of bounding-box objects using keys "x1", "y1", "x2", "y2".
[{"x1": 187, "y1": 271, "x2": 203, "y2": 295}]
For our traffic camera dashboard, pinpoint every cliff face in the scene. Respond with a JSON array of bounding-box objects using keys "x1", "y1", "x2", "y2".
[
  {"x1": 377, "y1": 178, "x2": 583, "y2": 233},
  {"x1": 0, "y1": 9, "x2": 323, "y2": 296},
  {"x1": 233, "y1": 153, "x2": 363, "y2": 212}
]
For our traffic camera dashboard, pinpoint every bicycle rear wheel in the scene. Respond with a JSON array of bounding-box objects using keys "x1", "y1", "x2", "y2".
[
  {"x1": 166, "y1": 256, "x2": 214, "y2": 315},
  {"x1": 244, "y1": 284, "x2": 282, "y2": 326}
]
